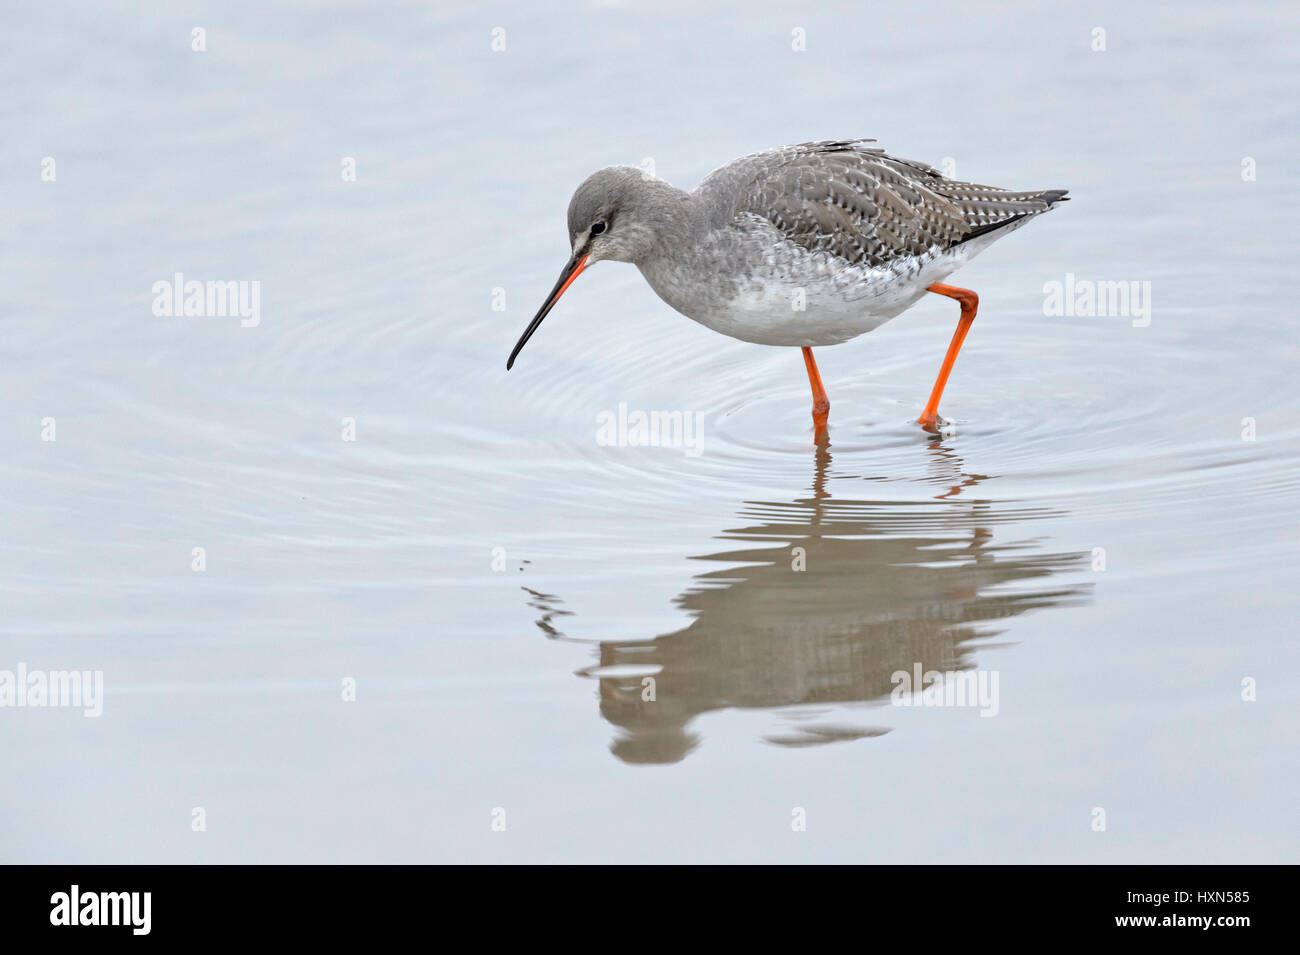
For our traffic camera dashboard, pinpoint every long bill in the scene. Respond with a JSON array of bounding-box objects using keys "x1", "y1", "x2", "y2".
[{"x1": 506, "y1": 254, "x2": 590, "y2": 370}]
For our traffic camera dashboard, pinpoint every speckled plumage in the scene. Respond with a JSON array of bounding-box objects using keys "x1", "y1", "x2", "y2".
[
  {"x1": 700, "y1": 139, "x2": 1064, "y2": 268},
  {"x1": 563, "y1": 139, "x2": 1066, "y2": 347}
]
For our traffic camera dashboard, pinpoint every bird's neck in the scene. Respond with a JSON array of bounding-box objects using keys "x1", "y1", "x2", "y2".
[{"x1": 630, "y1": 182, "x2": 706, "y2": 263}]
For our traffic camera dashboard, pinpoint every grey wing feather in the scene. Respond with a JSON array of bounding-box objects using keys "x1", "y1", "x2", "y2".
[{"x1": 697, "y1": 139, "x2": 1067, "y2": 269}]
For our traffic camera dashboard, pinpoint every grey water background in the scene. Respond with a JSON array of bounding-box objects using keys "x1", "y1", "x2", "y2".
[{"x1": 3, "y1": 0, "x2": 1297, "y2": 863}]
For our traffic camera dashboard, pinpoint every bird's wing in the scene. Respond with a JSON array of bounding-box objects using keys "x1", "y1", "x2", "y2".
[{"x1": 696, "y1": 140, "x2": 1067, "y2": 269}]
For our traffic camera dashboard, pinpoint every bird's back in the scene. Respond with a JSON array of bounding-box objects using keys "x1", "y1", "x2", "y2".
[{"x1": 695, "y1": 139, "x2": 1067, "y2": 271}]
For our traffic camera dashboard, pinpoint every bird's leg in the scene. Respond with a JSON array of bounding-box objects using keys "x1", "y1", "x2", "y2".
[
  {"x1": 917, "y1": 283, "x2": 979, "y2": 432},
  {"x1": 801, "y1": 346, "x2": 830, "y2": 438}
]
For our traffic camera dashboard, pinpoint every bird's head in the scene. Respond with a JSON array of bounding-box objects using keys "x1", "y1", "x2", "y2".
[
  {"x1": 565, "y1": 166, "x2": 661, "y2": 265},
  {"x1": 507, "y1": 166, "x2": 684, "y2": 369}
]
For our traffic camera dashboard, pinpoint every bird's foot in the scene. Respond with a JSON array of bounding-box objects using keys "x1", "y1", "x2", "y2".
[{"x1": 917, "y1": 412, "x2": 956, "y2": 437}]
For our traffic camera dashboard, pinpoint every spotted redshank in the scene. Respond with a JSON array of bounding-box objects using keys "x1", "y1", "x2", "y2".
[{"x1": 507, "y1": 139, "x2": 1067, "y2": 437}]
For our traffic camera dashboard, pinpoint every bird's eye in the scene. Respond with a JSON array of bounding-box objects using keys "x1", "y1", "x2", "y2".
[{"x1": 590, "y1": 221, "x2": 607, "y2": 236}]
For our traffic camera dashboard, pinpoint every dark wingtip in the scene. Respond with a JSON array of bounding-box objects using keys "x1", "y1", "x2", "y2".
[
  {"x1": 957, "y1": 189, "x2": 1070, "y2": 245},
  {"x1": 961, "y1": 213, "x2": 1029, "y2": 242}
]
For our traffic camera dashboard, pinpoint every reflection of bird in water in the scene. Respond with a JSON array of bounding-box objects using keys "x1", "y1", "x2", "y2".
[{"x1": 531, "y1": 442, "x2": 1090, "y2": 765}]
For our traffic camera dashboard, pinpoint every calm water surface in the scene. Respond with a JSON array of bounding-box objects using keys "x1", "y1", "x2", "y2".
[{"x1": 3, "y1": 1, "x2": 1298, "y2": 862}]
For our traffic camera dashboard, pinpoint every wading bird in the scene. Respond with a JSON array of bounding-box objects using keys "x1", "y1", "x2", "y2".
[{"x1": 507, "y1": 140, "x2": 1066, "y2": 437}]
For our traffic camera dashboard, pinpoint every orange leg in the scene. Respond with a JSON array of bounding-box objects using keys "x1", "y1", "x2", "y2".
[
  {"x1": 801, "y1": 346, "x2": 830, "y2": 438},
  {"x1": 917, "y1": 283, "x2": 979, "y2": 431}
]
